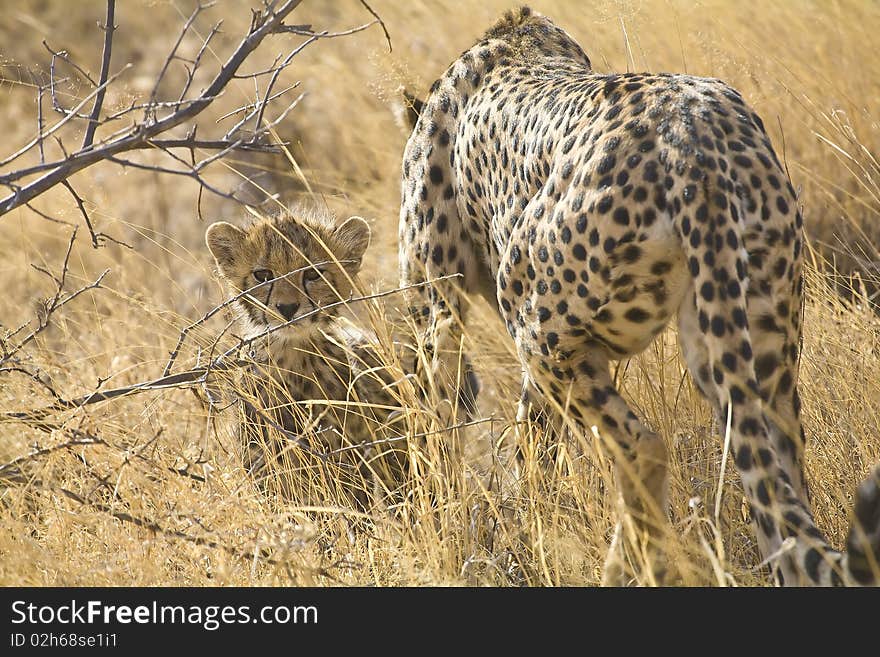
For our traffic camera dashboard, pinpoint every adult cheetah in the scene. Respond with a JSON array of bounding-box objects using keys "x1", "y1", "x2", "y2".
[
  {"x1": 399, "y1": 6, "x2": 880, "y2": 585},
  {"x1": 206, "y1": 207, "x2": 406, "y2": 507}
]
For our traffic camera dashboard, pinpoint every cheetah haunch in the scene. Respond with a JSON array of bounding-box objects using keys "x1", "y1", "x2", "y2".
[
  {"x1": 398, "y1": 6, "x2": 880, "y2": 585},
  {"x1": 206, "y1": 207, "x2": 406, "y2": 508}
]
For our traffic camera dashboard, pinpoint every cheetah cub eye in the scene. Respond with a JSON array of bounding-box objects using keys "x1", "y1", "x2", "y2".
[
  {"x1": 252, "y1": 268, "x2": 274, "y2": 283},
  {"x1": 302, "y1": 268, "x2": 322, "y2": 283}
]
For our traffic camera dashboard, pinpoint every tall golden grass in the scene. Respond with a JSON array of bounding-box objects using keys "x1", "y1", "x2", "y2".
[{"x1": 0, "y1": 0, "x2": 878, "y2": 586}]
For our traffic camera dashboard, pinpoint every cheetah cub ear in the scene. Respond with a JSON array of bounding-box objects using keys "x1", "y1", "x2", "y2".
[
  {"x1": 205, "y1": 221, "x2": 247, "y2": 273},
  {"x1": 333, "y1": 216, "x2": 371, "y2": 268}
]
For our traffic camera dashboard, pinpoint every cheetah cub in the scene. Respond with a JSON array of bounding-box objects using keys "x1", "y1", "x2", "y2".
[{"x1": 206, "y1": 207, "x2": 406, "y2": 508}]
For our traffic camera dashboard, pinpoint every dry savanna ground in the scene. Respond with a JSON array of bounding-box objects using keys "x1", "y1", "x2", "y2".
[{"x1": 1, "y1": 0, "x2": 879, "y2": 586}]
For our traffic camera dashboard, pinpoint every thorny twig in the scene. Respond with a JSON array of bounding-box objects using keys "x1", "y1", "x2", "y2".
[
  {"x1": 0, "y1": 228, "x2": 110, "y2": 414},
  {"x1": 3, "y1": 274, "x2": 462, "y2": 422},
  {"x1": 0, "y1": 228, "x2": 109, "y2": 367},
  {"x1": 0, "y1": 435, "x2": 105, "y2": 483},
  {"x1": 0, "y1": 65, "x2": 131, "y2": 170},
  {"x1": 61, "y1": 179, "x2": 132, "y2": 249},
  {"x1": 179, "y1": 18, "x2": 224, "y2": 103},
  {"x1": 42, "y1": 40, "x2": 98, "y2": 88},
  {"x1": 30, "y1": 73, "x2": 46, "y2": 164},
  {"x1": 23, "y1": 202, "x2": 75, "y2": 227},
  {"x1": 3, "y1": 360, "x2": 247, "y2": 423},
  {"x1": 146, "y1": 2, "x2": 212, "y2": 123},
  {"x1": 0, "y1": 425, "x2": 207, "y2": 486},
  {"x1": 162, "y1": 259, "x2": 338, "y2": 376}
]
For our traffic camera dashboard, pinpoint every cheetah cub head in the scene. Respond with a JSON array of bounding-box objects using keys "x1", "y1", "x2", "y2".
[{"x1": 206, "y1": 208, "x2": 370, "y2": 341}]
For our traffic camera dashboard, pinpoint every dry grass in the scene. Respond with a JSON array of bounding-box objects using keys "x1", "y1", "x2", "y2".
[{"x1": 1, "y1": 0, "x2": 879, "y2": 586}]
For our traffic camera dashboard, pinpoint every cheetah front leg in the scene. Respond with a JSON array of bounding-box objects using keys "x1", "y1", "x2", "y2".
[
  {"x1": 398, "y1": 144, "x2": 482, "y2": 426},
  {"x1": 398, "y1": 273, "x2": 480, "y2": 430}
]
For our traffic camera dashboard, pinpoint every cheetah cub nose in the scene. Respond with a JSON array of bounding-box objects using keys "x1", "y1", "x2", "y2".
[{"x1": 276, "y1": 302, "x2": 300, "y2": 320}]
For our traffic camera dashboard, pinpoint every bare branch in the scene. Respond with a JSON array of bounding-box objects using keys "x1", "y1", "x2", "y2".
[
  {"x1": 0, "y1": 64, "x2": 131, "y2": 170},
  {"x1": 148, "y1": 137, "x2": 282, "y2": 152},
  {"x1": 0, "y1": 0, "x2": 305, "y2": 216},
  {"x1": 29, "y1": 73, "x2": 46, "y2": 164},
  {"x1": 3, "y1": 360, "x2": 246, "y2": 423},
  {"x1": 0, "y1": 0, "x2": 392, "y2": 223},
  {"x1": 230, "y1": 53, "x2": 287, "y2": 79},
  {"x1": 243, "y1": 15, "x2": 398, "y2": 141},
  {"x1": 47, "y1": 47, "x2": 88, "y2": 119},
  {"x1": 274, "y1": 20, "x2": 379, "y2": 39},
  {"x1": 44, "y1": 482, "x2": 337, "y2": 576},
  {"x1": 60, "y1": 180, "x2": 98, "y2": 245},
  {"x1": 0, "y1": 428, "x2": 338, "y2": 575},
  {"x1": 0, "y1": 366, "x2": 65, "y2": 402},
  {"x1": 42, "y1": 40, "x2": 98, "y2": 87},
  {"x1": 357, "y1": 0, "x2": 392, "y2": 52},
  {"x1": 60, "y1": 179, "x2": 132, "y2": 249},
  {"x1": 105, "y1": 154, "x2": 243, "y2": 203},
  {"x1": 103, "y1": 96, "x2": 220, "y2": 122},
  {"x1": 252, "y1": 37, "x2": 317, "y2": 133},
  {"x1": 0, "y1": 436, "x2": 105, "y2": 483},
  {"x1": 81, "y1": 0, "x2": 116, "y2": 150},
  {"x1": 178, "y1": 20, "x2": 224, "y2": 102},
  {"x1": 24, "y1": 202, "x2": 75, "y2": 228},
  {"x1": 146, "y1": 2, "x2": 210, "y2": 123},
  {"x1": 222, "y1": 85, "x2": 301, "y2": 139},
  {"x1": 98, "y1": 91, "x2": 304, "y2": 202},
  {"x1": 53, "y1": 135, "x2": 69, "y2": 159},
  {"x1": 0, "y1": 109, "x2": 270, "y2": 186}
]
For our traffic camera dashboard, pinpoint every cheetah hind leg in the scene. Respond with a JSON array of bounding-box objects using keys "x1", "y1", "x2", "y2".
[
  {"x1": 483, "y1": 380, "x2": 578, "y2": 584},
  {"x1": 600, "y1": 428, "x2": 672, "y2": 586},
  {"x1": 519, "y1": 350, "x2": 672, "y2": 585},
  {"x1": 511, "y1": 380, "x2": 568, "y2": 491}
]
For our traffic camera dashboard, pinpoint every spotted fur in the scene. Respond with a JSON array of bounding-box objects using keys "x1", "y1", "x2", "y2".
[
  {"x1": 206, "y1": 207, "x2": 405, "y2": 506},
  {"x1": 399, "y1": 6, "x2": 880, "y2": 585}
]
